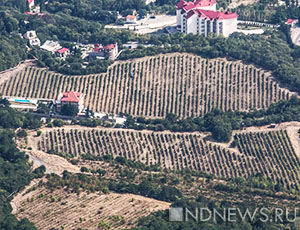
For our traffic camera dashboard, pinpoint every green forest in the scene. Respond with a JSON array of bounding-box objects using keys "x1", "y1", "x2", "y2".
[{"x1": 0, "y1": 100, "x2": 42, "y2": 229}]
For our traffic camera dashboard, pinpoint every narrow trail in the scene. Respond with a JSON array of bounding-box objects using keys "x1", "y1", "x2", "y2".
[{"x1": 0, "y1": 60, "x2": 36, "y2": 86}]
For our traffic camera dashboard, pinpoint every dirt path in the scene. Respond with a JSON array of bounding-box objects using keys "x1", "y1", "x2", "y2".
[
  {"x1": 23, "y1": 149, "x2": 80, "y2": 174},
  {"x1": 11, "y1": 178, "x2": 42, "y2": 214},
  {"x1": 0, "y1": 60, "x2": 36, "y2": 86}
]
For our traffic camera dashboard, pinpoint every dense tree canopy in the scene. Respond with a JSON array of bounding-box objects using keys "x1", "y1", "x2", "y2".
[{"x1": 0, "y1": 130, "x2": 36, "y2": 230}]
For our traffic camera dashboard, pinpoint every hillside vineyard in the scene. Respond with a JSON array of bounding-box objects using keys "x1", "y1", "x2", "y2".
[
  {"x1": 36, "y1": 128, "x2": 300, "y2": 189},
  {"x1": 0, "y1": 54, "x2": 294, "y2": 118}
]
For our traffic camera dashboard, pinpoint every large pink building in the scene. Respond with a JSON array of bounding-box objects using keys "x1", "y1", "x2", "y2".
[{"x1": 176, "y1": 0, "x2": 237, "y2": 37}]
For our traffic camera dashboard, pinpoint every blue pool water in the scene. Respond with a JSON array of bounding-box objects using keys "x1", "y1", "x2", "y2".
[{"x1": 15, "y1": 99, "x2": 30, "y2": 103}]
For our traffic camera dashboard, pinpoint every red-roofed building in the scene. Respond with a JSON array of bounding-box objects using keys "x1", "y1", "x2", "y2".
[
  {"x1": 27, "y1": 0, "x2": 41, "y2": 13},
  {"x1": 56, "y1": 92, "x2": 84, "y2": 114},
  {"x1": 56, "y1": 48, "x2": 70, "y2": 59},
  {"x1": 103, "y1": 43, "x2": 118, "y2": 60},
  {"x1": 28, "y1": 0, "x2": 34, "y2": 6},
  {"x1": 286, "y1": 19, "x2": 298, "y2": 27},
  {"x1": 176, "y1": 0, "x2": 237, "y2": 37},
  {"x1": 126, "y1": 15, "x2": 137, "y2": 23},
  {"x1": 27, "y1": 0, "x2": 35, "y2": 12}
]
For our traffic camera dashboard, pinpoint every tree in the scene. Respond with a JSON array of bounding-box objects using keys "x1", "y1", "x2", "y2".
[
  {"x1": 0, "y1": 98, "x2": 10, "y2": 107},
  {"x1": 60, "y1": 104, "x2": 79, "y2": 117},
  {"x1": 211, "y1": 120, "x2": 232, "y2": 142},
  {"x1": 53, "y1": 119, "x2": 64, "y2": 127},
  {"x1": 37, "y1": 103, "x2": 50, "y2": 114},
  {"x1": 16, "y1": 129, "x2": 27, "y2": 138}
]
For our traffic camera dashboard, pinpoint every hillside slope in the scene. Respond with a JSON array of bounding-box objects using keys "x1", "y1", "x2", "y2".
[{"x1": 0, "y1": 53, "x2": 296, "y2": 118}]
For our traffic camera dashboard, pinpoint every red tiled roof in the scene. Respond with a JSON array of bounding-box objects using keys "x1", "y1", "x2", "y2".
[
  {"x1": 286, "y1": 19, "x2": 294, "y2": 24},
  {"x1": 185, "y1": 9, "x2": 237, "y2": 20},
  {"x1": 178, "y1": 0, "x2": 216, "y2": 11},
  {"x1": 103, "y1": 44, "x2": 116, "y2": 50},
  {"x1": 28, "y1": 0, "x2": 34, "y2": 4},
  {"x1": 185, "y1": 10, "x2": 196, "y2": 19},
  {"x1": 176, "y1": 0, "x2": 187, "y2": 9},
  {"x1": 93, "y1": 47, "x2": 101, "y2": 52},
  {"x1": 183, "y1": 3, "x2": 197, "y2": 11},
  {"x1": 57, "y1": 48, "x2": 69, "y2": 54},
  {"x1": 60, "y1": 92, "x2": 82, "y2": 103},
  {"x1": 126, "y1": 15, "x2": 136, "y2": 19}
]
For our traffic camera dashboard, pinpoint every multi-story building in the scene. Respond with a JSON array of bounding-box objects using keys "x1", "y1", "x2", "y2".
[
  {"x1": 56, "y1": 91, "x2": 84, "y2": 114},
  {"x1": 23, "y1": 30, "x2": 41, "y2": 46},
  {"x1": 176, "y1": 0, "x2": 237, "y2": 37}
]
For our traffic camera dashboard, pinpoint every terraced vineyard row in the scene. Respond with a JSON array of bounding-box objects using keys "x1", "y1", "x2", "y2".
[
  {"x1": 234, "y1": 130, "x2": 300, "y2": 190},
  {"x1": 36, "y1": 128, "x2": 300, "y2": 189},
  {"x1": 0, "y1": 54, "x2": 295, "y2": 118}
]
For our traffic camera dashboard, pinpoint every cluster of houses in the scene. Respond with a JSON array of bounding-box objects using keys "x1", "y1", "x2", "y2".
[
  {"x1": 176, "y1": 0, "x2": 238, "y2": 37},
  {"x1": 75, "y1": 43, "x2": 119, "y2": 60},
  {"x1": 23, "y1": 31, "x2": 119, "y2": 61},
  {"x1": 88, "y1": 43, "x2": 119, "y2": 60}
]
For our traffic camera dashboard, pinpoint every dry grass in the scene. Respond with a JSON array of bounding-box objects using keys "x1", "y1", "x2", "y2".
[{"x1": 14, "y1": 187, "x2": 170, "y2": 230}]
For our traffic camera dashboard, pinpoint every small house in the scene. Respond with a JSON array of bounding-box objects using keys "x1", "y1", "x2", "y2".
[
  {"x1": 103, "y1": 43, "x2": 118, "y2": 60},
  {"x1": 286, "y1": 19, "x2": 298, "y2": 27},
  {"x1": 56, "y1": 48, "x2": 70, "y2": 59},
  {"x1": 126, "y1": 15, "x2": 137, "y2": 23}
]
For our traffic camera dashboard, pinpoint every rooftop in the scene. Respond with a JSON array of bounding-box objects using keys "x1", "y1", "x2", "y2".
[
  {"x1": 177, "y1": 0, "x2": 216, "y2": 10},
  {"x1": 103, "y1": 44, "x2": 116, "y2": 50},
  {"x1": 126, "y1": 15, "x2": 136, "y2": 19},
  {"x1": 60, "y1": 92, "x2": 82, "y2": 103},
  {"x1": 185, "y1": 9, "x2": 237, "y2": 20},
  {"x1": 57, "y1": 48, "x2": 69, "y2": 54},
  {"x1": 286, "y1": 19, "x2": 295, "y2": 24}
]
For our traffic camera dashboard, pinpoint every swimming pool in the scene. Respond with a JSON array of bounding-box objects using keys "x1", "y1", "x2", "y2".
[{"x1": 15, "y1": 99, "x2": 31, "y2": 103}]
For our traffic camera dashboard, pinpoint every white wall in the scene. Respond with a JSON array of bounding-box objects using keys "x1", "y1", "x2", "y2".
[
  {"x1": 221, "y1": 18, "x2": 237, "y2": 37},
  {"x1": 186, "y1": 14, "x2": 198, "y2": 35},
  {"x1": 176, "y1": 9, "x2": 182, "y2": 27}
]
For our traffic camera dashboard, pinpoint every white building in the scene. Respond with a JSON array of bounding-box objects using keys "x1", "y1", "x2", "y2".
[
  {"x1": 23, "y1": 30, "x2": 40, "y2": 46},
  {"x1": 28, "y1": 0, "x2": 35, "y2": 11},
  {"x1": 145, "y1": 0, "x2": 156, "y2": 5},
  {"x1": 126, "y1": 15, "x2": 137, "y2": 23},
  {"x1": 27, "y1": 0, "x2": 40, "y2": 13},
  {"x1": 123, "y1": 41, "x2": 140, "y2": 49},
  {"x1": 40, "y1": 40, "x2": 62, "y2": 53},
  {"x1": 176, "y1": 0, "x2": 237, "y2": 37}
]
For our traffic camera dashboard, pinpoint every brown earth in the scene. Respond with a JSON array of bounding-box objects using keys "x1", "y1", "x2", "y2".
[{"x1": 13, "y1": 187, "x2": 170, "y2": 230}]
